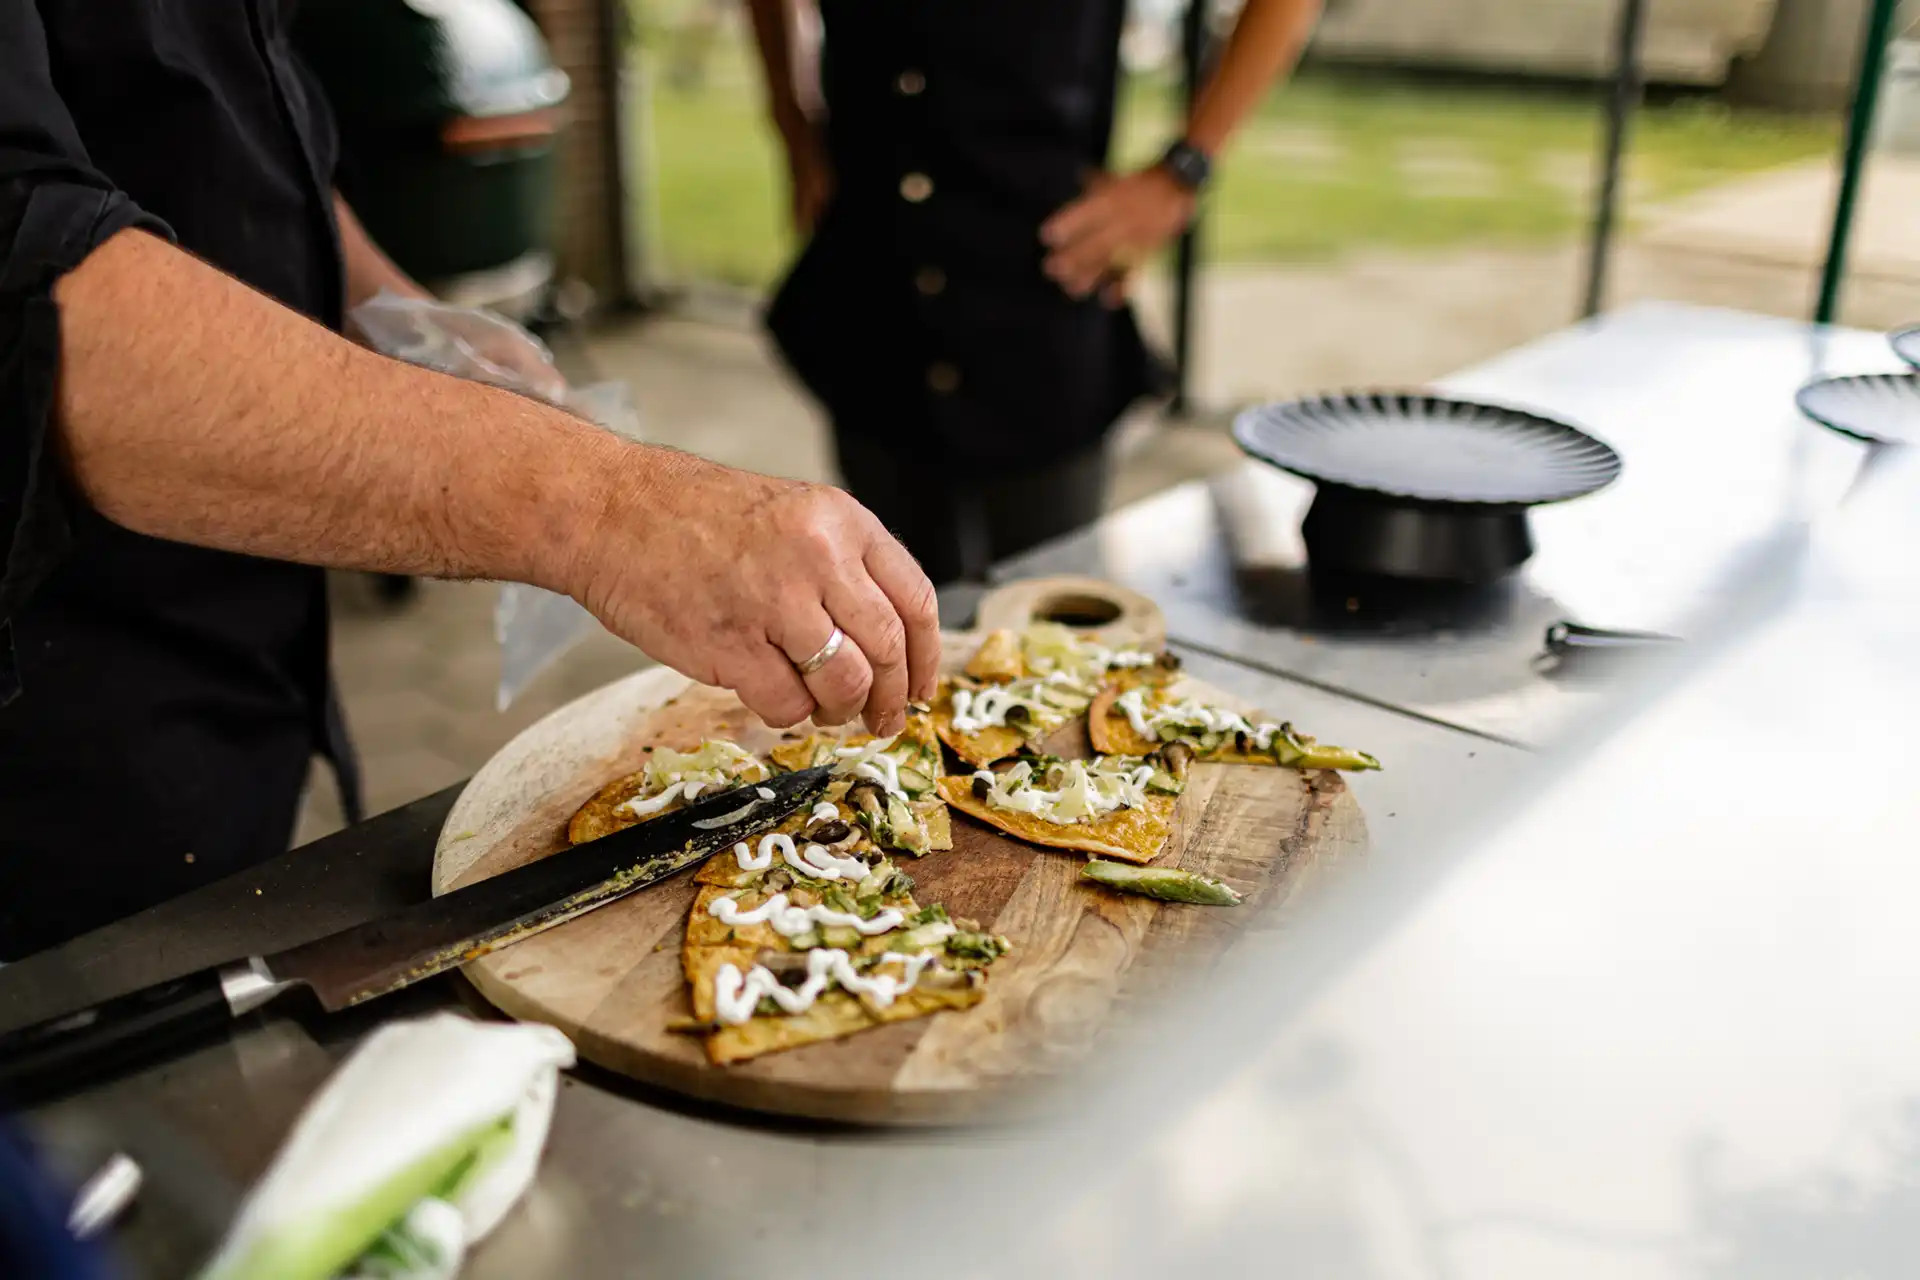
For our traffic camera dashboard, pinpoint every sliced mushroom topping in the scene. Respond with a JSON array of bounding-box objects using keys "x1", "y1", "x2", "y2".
[
  {"x1": 805, "y1": 819, "x2": 853, "y2": 845},
  {"x1": 755, "y1": 949, "x2": 812, "y2": 987},
  {"x1": 845, "y1": 780, "x2": 887, "y2": 818},
  {"x1": 917, "y1": 966, "x2": 971, "y2": 992},
  {"x1": 1156, "y1": 742, "x2": 1194, "y2": 780},
  {"x1": 1155, "y1": 650, "x2": 1182, "y2": 671}
]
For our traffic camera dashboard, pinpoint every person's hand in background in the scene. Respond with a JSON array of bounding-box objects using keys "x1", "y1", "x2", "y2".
[
  {"x1": 1039, "y1": 167, "x2": 1195, "y2": 306},
  {"x1": 428, "y1": 305, "x2": 569, "y2": 405}
]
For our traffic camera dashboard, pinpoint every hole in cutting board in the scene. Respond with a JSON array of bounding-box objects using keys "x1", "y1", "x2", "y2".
[{"x1": 1033, "y1": 592, "x2": 1123, "y2": 628}]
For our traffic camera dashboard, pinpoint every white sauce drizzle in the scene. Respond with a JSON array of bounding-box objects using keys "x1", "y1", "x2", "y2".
[
  {"x1": 951, "y1": 684, "x2": 1042, "y2": 734},
  {"x1": 755, "y1": 786, "x2": 776, "y2": 801},
  {"x1": 810, "y1": 801, "x2": 841, "y2": 822},
  {"x1": 707, "y1": 891, "x2": 905, "y2": 940},
  {"x1": 970, "y1": 759, "x2": 1152, "y2": 825},
  {"x1": 1114, "y1": 689, "x2": 1279, "y2": 750},
  {"x1": 618, "y1": 780, "x2": 690, "y2": 818},
  {"x1": 712, "y1": 948, "x2": 940, "y2": 1025},
  {"x1": 729, "y1": 832, "x2": 868, "y2": 880},
  {"x1": 780, "y1": 837, "x2": 869, "y2": 882}
]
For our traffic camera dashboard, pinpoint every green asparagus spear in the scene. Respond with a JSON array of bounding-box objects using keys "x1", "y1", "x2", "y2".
[
  {"x1": 1080, "y1": 859, "x2": 1243, "y2": 907},
  {"x1": 1274, "y1": 724, "x2": 1380, "y2": 772}
]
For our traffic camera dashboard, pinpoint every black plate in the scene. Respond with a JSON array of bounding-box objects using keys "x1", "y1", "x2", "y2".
[
  {"x1": 1232, "y1": 392, "x2": 1622, "y2": 507},
  {"x1": 1890, "y1": 326, "x2": 1920, "y2": 371},
  {"x1": 1795, "y1": 372, "x2": 1920, "y2": 445}
]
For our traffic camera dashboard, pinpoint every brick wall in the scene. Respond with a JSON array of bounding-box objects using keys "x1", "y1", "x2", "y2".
[{"x1": 525, "y1": 0, "x2": 628, "y2": 305}]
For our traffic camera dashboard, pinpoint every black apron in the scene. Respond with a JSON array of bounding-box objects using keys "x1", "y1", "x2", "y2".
[
  {"x1": 0, "y1": 0, "x2": 359, "y2": 960},
  {"x1": 766, "y1": 0, "x2": 1166, "y2": 471}
]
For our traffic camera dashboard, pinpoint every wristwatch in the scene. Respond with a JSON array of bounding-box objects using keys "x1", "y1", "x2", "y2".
[{"x1": 1158, "y1": 139, "x2": 1213, "y2": 193}]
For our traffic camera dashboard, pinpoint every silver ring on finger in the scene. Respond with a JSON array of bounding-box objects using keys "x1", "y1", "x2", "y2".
[{"x1": 795, "y1": 626, "x2": 846, "y2": 675}]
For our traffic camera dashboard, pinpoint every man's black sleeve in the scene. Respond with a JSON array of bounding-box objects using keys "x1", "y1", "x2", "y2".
[{"x1": 0, "y1": 1, "x2": 173, "y2": 705}]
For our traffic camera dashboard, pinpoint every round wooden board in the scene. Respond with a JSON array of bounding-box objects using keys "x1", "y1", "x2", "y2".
[{"x1": 433, "y1": 578, "x2": 1367, "y2": 1125}]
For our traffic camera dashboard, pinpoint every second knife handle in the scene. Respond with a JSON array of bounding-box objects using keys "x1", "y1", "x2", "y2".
[{"x1": 0, "y1": 966, "x2": 236, "y2": 1109}]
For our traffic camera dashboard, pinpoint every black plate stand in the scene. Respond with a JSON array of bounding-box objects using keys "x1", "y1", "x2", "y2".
[{"x1": 1301, "y1": 486, "x2": 1534, "y2": 584}]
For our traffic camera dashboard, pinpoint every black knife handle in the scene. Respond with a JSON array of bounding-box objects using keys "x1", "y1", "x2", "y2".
[{"x1": 0, "y1": 966, "x2": 238, "y2": 1108}]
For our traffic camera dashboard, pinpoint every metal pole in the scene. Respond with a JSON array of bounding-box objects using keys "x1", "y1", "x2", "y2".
[
  {"x1": 1582, "y1": 0, "x2": 1649, "y2": 319},
  {"x1": 1815, "y1": 0, "x2": 1904, "y2": 324},
  {"x1": 1171, "y1": 0, "x2": 1210, "y2": 417}
]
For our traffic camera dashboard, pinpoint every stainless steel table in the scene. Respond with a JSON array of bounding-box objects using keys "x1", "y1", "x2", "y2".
[
  {"x1": 3, "y1": 302, "x2": 1897, "y2": 1277},
  {"x1": 1003, "y1": 301, "x2": 1904, "y2": 744}
]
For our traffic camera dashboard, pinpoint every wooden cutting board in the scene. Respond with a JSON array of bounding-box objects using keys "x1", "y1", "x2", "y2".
[{"x1": 433, "y1": 576, "x2": 1367, "y2": 1124}]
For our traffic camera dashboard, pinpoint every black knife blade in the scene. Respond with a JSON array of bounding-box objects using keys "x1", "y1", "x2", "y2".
[{"x1": 0, "y1": 766, "x2": 831, "y2": 1107}]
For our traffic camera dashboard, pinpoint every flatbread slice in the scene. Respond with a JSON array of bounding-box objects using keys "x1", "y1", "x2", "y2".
[
  {"x1": 568, "y1": 740, "x2": 771, "y2": 846},
  {"x1": 931, "y1": 682, "x2": 1029, "y2": 768},
  {"x1": 961, "y1": 621, "x2": 1173, "y2": 684},
  {"x1": 963, "y1": 628, "x2": 1026, "y2": 682},
  {"x1": 1088, "y1": 685, "x2": 1381, "y2": 772},
  {"x1": 767, "y1": 717, "x2": 951, "y2": 855},
  {"x1": 767, "y1": 710, "x2": 941, "y2": 780},
  {"x1": 679, "y1": 858, "x2": 1007, "y2": 1065},
  {"x1": 688, "y1": 954, "x2": 985, "y2": 1067},
  {"x1": 937, "y1": 773, "x2": 1178, "y2": 865}
]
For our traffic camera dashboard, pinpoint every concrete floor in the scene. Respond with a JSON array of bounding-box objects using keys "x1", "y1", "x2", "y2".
[{"x1": 296, "y1": 187, "x2": 1920, "y2": 843}]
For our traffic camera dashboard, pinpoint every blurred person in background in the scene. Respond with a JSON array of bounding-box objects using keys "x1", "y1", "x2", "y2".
[
  {"x1": 748, "y1": 0, "x2": 1324, "y2": 584},
  {"x1": 0, "y1": 1, "x2": 937, "y2": 960}
]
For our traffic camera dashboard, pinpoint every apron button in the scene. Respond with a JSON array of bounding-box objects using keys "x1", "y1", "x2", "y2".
[
  {"x1": 898, "y1": 70, "x2": 926, "y2": 96},
  {"x1": 927, "y1": 362, "x2": 960, "y2": 393},
  {"x1": 915, "y1": 266, "x2": 946, "y2": 296},
  {"x1": 900, "y1": 172, "x2": 934, "y2": 203}
]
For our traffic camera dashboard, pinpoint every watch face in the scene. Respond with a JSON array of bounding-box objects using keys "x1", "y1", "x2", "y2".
[{"x1": 1164, "y1": 142, "x2": 1210, "y2": 191}]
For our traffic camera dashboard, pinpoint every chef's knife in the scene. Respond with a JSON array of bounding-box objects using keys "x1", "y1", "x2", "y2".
[{"x1": 0, "y1": 766, "x2": 832, "y2": 1107}]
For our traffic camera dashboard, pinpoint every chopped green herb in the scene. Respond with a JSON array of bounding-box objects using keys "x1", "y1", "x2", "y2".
[{"x1": 945, "y1": 932, "x2": 1012, "y2": 962}]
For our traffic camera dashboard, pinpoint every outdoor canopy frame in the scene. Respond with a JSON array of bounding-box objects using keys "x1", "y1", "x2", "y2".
[{"x1": 1162, "y1": 0, "x2": 1909, "y2": 405}]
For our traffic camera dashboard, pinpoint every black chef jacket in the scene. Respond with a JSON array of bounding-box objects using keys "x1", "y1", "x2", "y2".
[
  {"x1": 0, "y1": 0, "x2": 359, "y2": 960},
  {"x1": 765, "y1": 0, "x2": 1166, "y2": 470}
]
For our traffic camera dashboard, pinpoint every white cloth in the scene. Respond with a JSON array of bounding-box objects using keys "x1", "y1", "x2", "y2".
[{"x1": 199, "y1": 1014, "x2": 575, "y2": 1280}]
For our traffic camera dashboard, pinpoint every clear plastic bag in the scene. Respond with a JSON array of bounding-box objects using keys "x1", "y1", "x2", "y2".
[{"x1": 346, "y1": 292, "x2": 641, "y2": 711}]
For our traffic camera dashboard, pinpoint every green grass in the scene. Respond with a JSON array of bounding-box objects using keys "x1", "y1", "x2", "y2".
[{"x1": 632, "y1": 36, "x2": 1838, "y2": 289}]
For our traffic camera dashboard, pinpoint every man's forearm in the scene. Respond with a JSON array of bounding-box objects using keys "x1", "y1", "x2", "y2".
[
  {"x1": 744, "y1": 0, "x2": 809, "y2": 141},
  {"x1": 1187, "y1": 0, "x2": 1322, "y2": 157},
  {"x1": 335, "y1": 193, "x2": 430, "y2": 308},
  {"x1": 51, "y1": 228, "x2": 637, "y2": 591}
]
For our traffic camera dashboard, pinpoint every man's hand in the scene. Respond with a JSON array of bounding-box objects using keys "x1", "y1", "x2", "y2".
[
  {"x1": 565, "y1": 449, "x2": 938, "y2": 736},
  {"x1": 1040, "y1": 167, "x2": 1196, "y2": 304},
  {"x1": 781, "y1": 120, "x2": 834, "y2": 237}
]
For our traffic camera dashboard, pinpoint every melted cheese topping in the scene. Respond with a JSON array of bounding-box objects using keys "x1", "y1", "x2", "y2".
[
  {"x1": 707, "y1": 891, "x2": 905, "y2": 940},
  {"x1": 1018, "y1": 622, "x2": 1158, "y2": 681},
  {"x1": 712, "y1": 948, "x2": 940, "y2": 1025},
  {"x1": 618, "y1": 742, "x2": 770, "y2": 818},
  {"x1": 1114, "y1": 689, "x2": 1279, "y2": 750},
  {"x1": 971, "y1": 758, "x2": 1155, "y2": 825},
  {"x1": 830, "y1": 735, "x2": 935, "y2": 800}
]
